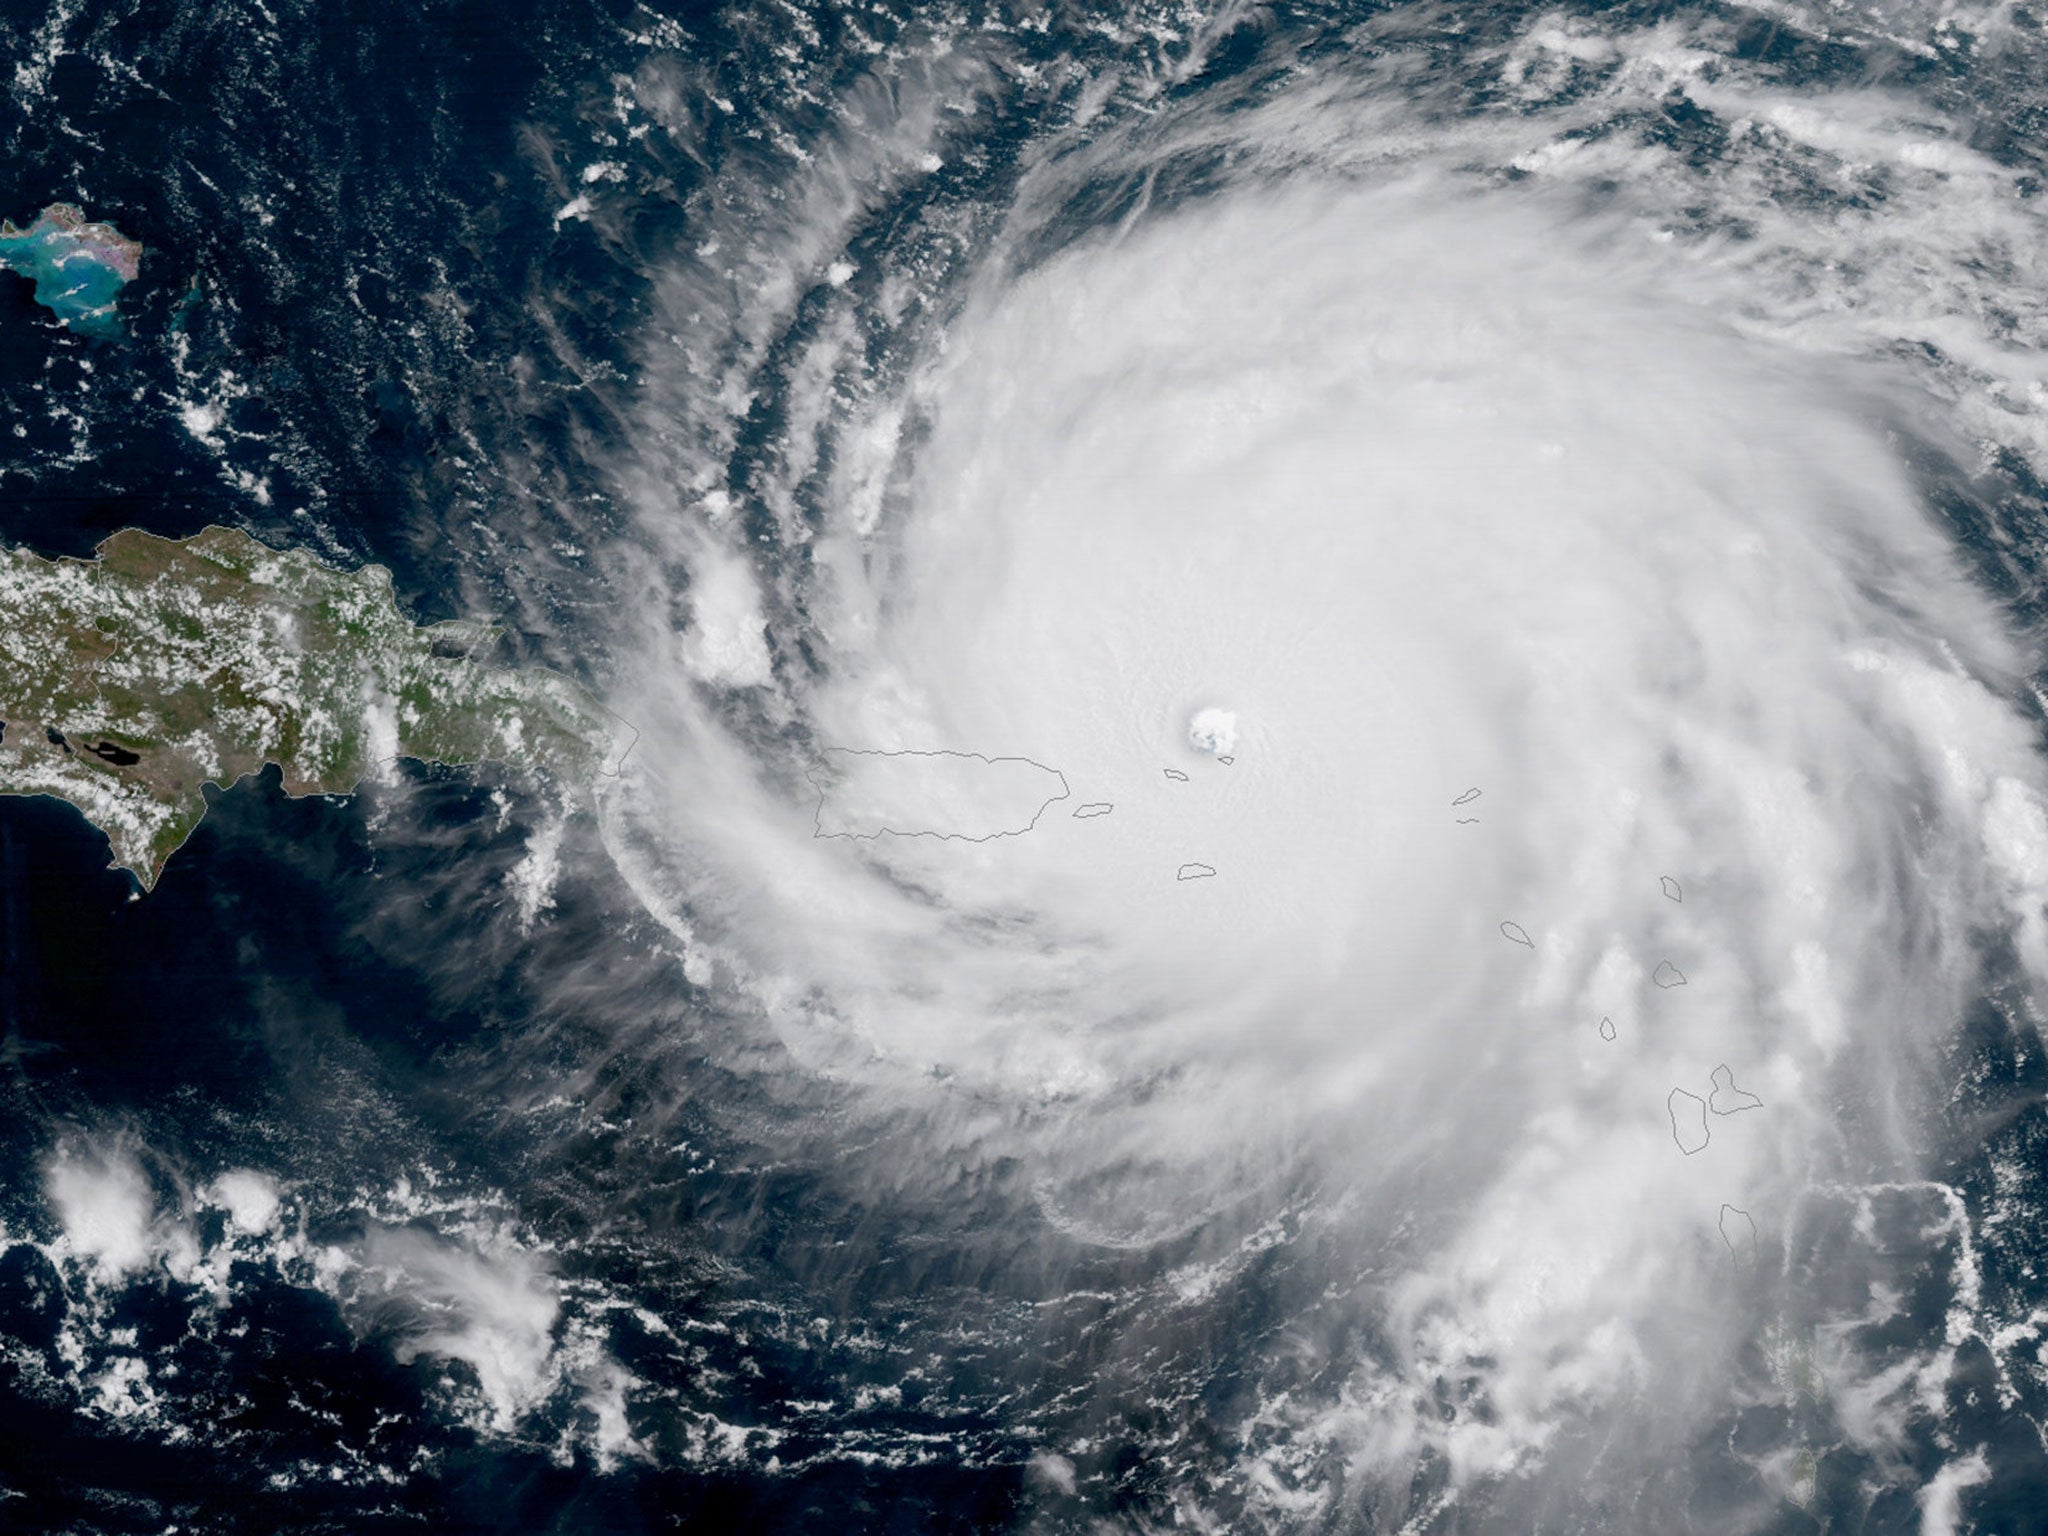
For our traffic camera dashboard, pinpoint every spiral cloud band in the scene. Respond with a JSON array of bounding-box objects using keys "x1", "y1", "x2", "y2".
[{"x1": 582, "y1": 8, "x2": 2048, "y2": 1525}]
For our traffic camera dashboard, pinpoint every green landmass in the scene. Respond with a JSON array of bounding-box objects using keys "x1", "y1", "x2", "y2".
[{"x1": 0, "y1": 525, "x2": 628, "y2": 888}]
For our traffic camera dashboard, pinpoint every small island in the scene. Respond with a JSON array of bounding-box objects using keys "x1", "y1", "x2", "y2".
[
  {"x1": 0, "y1": 526, "x2": 627, "y2": 888},
  {"x1": 809, "y1": 748, "x2": 1069, "y2": 841},
  {"x1": 0, "y1": 204, "x2": 143, "y2": 337}
]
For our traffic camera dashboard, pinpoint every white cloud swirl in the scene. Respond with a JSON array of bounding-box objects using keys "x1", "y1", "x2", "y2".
[{"x1": 594, "y1": 5, "x2": 2048, "y2": 1517}]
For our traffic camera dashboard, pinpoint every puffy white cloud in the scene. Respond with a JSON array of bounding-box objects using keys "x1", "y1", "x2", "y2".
[
  {"x1": 46, "y1": 1144, "x2": 161, "y2": 1284},
  {"x1": 352, "y1": 1224, "x2": 563, "y2": 1435},
  {"x1": 204, "y1": 1169, "x2": 282, "y2": 1236}
]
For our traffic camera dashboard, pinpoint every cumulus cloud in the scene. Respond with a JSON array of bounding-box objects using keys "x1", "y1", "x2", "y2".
[
  {"x1": 204, "y1": 1169, "x2": 282, "y2": 1236},
  {"x1": 351, "y1": 1224, "x2": 563, "y2": 1435},
  {"x1": 677, "y1": 538, "x2": 776, "y2": 689},
  {"x1": 45, "y1": 1143, "x2": 164, "y2": 1284},
  {"x1": 15, "y1": 1135, "x2": 651, "y2": 1471}
]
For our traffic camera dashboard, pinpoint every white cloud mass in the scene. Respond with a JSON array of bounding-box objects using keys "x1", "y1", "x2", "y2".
[{"x1": 591, "y1": 11, "x2": 2048, "y2": 1519}]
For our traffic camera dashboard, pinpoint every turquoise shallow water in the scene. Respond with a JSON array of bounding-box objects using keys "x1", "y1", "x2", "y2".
[{"x1": 0, "y1": 204, "x2": 139, "y2": 338}]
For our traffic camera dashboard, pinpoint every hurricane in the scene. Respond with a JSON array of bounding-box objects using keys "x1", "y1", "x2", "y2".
[
  {"x1": 592, "y1": 9, "x2": 2048, "y2": 1521},
  {"x1": 8, "y1": 0, "x2": 2048, "y2": 1531}
]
